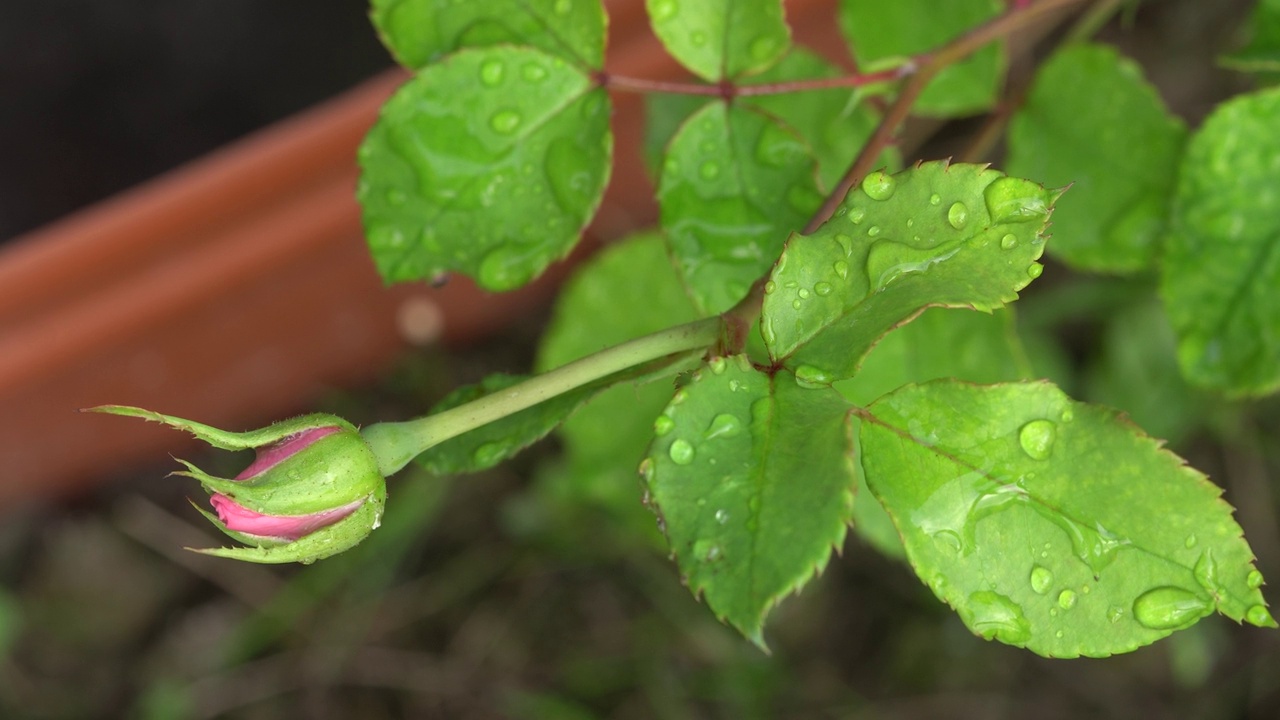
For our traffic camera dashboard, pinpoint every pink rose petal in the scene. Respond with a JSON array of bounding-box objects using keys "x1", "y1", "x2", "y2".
[
  {"x1": 210, "y1": 493, "x2": 364, "y2": 540},
  {"x1": 235, "y1": 426, "x2": 341, "y2": 480}
]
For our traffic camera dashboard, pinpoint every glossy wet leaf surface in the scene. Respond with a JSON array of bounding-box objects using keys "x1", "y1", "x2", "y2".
[
  {"x1": 763, "y1": 162, "x2": 1055, "y2": 382},
  {"x1": 743, "y1": 49, "x2": 897, "y2": 190},
  {"x1": 370, "y1": 0, "x2": 606, "y2": 70},
  {"x1": 1161, "y1": 86, "x2": 1280, "y2": 396},
  {"x1": 659, "y1": 101, "x2": 823, "y2": 314},
  {"x1": 838, "y1": 0, "x2": 1002, "y2": 116},
  {"x1": 643, "y1": 48, "x2": 896, "y2": 190},
  {"x1": 834, "y1": 307, "x2": 1028, "y2": 407},
  {"x1": 859, "y1": 380, "x2": 1274, "y2": 657},
  {"x1": 646, "y1": 0, "x2": 789, "y2": 81},
  {"x1": 415, "y1": 373, "x2": 594, "y2": 476},
  {"x1": 643, "y1": 356, "x2": 856, "y2": 645},
  {"x1": 536, "y1": 234, "x2": 700, "y2": 528},
  {"x1": 359, "y1": 46, "x2": 611, "y2": 290},
  {"x1": 1008, "y1": 44, "x2": 1186, "y2": 273}
]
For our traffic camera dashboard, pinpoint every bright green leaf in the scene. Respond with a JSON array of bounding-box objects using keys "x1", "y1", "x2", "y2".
[
  {"x1": 1007, "y1": 44, "x2": 1186, "y2": 272},
  {"x1": 359, "y1": 46, "x2": 611, "y2": 290},
  {"x1": 834, "y1": 307, "x2": 1028, "y2": 406},
  {"x1": 743, "y1": 49, "x2": 898, "y2": 190},
  {"x1": 415, "y1": 373, "x2": 593, "y2": 475},
  {"x1": 860, "y1": 380, "x2": 1275, "y2": 658},
  {"x1": 643, "y1": 94, "x2": 711, "y2": 180},
  {"x1": 646, "y1": 0, "x2": 790, "y2": 81},
  {"x1": 369, "y1": 0, "x2": 606, "y2": 70},
  {"x1": 643, "y1": 48, "x2": 896, "y2": 190},
  {"x1": 1161, "y1": 86, "x2": 1280, "y2": 396},
  {"x1": 763, "y1": 161, "x2": 1056, "y2": 382},
  {"x1": 643, "y1": 356, "x2": 856, "y2": 645},
  {"x1": 836, "y1": 307, "x2": 1029, "y2": 559},
  {"x1": 536, "y1": 234, "x2": 701, "y2": 527},
  {"x1": 848, "y1": 422, "x2": 904, "y2": 560},
  {"x1": 838, "y1": 0, "x2": 1003, "y2": 116},
  {"x1": 659, "y1": 101, "x2": 823, "y2": 314}
]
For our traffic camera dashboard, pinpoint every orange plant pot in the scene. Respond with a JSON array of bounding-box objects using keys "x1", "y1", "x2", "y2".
[{"x1": 0, "y1": 0, "x2": 856, "y2": 510}]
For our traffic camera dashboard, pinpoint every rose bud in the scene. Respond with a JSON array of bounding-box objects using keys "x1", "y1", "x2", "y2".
[{"x1": 85, "y1": 406, "x2": 386, "y2": 564}]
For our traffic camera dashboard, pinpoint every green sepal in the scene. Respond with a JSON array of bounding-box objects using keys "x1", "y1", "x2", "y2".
[
  {"x1": 83, "y1": 405, "x2": 357, "y2": 450},
  {"x1": 187, "y1": 495, "x2": 386, "y2": 565},
  {"x1": 189, "y1": 500, "x2": 293, "y2": 549}
]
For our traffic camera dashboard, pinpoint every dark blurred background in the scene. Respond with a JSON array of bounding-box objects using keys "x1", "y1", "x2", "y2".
[
  {"x1": 1, "y1": 1, "x2": 1278, "y2": 719},
  {"x1": 0, "y1": 0, "x2": 390, "y2": 242}
]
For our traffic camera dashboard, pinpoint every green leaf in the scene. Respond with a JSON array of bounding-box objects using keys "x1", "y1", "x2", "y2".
[
  {"x1": 1160, "y1": 86, "x2": 1280, "y2": 396},
  {"x1": 659, "y1": 101, "x2": 823, "y2": 314},
  {"x1": 1221, "y1": 0, "x2": 1280, "y2": 74},
  {"x1": 643, "y1": 356, "x2": 856, "y2": 645},
  {"x1": 848, "y1": 424, "x2": 904, "y2": 560},
  {"x1": 369, "y1": 0, "x2": 606, "y2": 70},
  {"x1": 836, "y1": 307, "x2": 1028, "y2": 559},
  {"x1": 643, "y1": 48, "x2": 897, "y2": 189},
  {"x1": 743, "y1": 49, "x2": 898, "y2": 190},
  {"x1": 646, "y1": 0, "x2": 790, "y2": 81},
  {"x1": 415, "y1": 373, "x2": 594, "y2": 475},
  {"x1": 359, "y1": 46, "x2": 611, "y2": 290},
  {"x1": 834, "y1": 307, "x2": 1028, "y2": 406},
  {"x1": 838, "y1": 0, "x2": 1003, "y2": 116},
  {"x1": 536, "y1": 234, "x2": 700, "y2": 526},
  {"x1": 763, "y1": 161, "x2": 1056, "y2": 382},
  {"x1": 1007, "y1": 44, "x2": 1187, "y2": 273},
  {"x1": 859, "y1": 380, "x2": 1275, "y2": 658},
  {"x1": 1084, "y1": 298, "x2": 1210, "y2": 447}
]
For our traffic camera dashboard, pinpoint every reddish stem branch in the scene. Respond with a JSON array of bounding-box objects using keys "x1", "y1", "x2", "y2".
[
  {"x1": 802, "y1": 0, "x2": 1092, "y2": 234},
  {"x1": 598, "y1": 67, "x2": 906, "y2": 98}
]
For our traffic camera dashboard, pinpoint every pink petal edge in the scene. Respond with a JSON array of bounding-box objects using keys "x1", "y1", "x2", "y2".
[
  {"x1": 235, "y1": 426, "x2": 342, "y2": 480},
  {"x1": 210, "y1": 493, "x2": 364, "y2": 541}
]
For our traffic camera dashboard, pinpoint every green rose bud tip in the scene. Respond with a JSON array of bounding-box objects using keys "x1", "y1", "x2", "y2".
[{"x1": 83, "y1": 405, "x2": 388, "y2": 564}]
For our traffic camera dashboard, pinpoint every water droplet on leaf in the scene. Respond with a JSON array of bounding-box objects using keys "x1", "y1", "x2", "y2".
[
  {"x1": 947, "y1": 202, "x2": 968, "y2": 230},
  {"x1": 699, "y1": 160, "x2": 720, "y2": 179},
  {"x1": 1027, "y1": 262, "x2": 1044, "y2": 280},
  {"x1": 1030, "y1": 565, "x2": 1053, "y2": 594},
  {"x1": 668, "y1": 439, "x2": 695, "y2": 465},
  {"x1": 963, "y1": 591, "x2": 1031, "y2": 644},
  {"x1": 521, "y1": 63, "x2": 547, "y2": 82},
  {"x1": 1018, "y1": 419, "x2": 1056, "y2": 460},
  {"x1": 653, "y1": 415, "x2": 674, "y2": 437},
  {"x1": 704, "y1": 413, "x2": 742, "y2": 440},
  {"x1": 1000, "y1": 233, "x2": 1017, "y2": 250},
  {"x1": 929, "y1": 193, "x2": 942, "y2": 206},
  {"x1": 1132, "y1": 587, "x2": 1210, "y2": 630},
  {"x1": 1247, "y1": 570, "x2": 1265, "y2": 589},
  {"x1": 814, "y1": 281, "x2": 832, "y2": 296},
  {"x1": 490, "y1": 109, "x2": 522, "y2": 134},
  {"x1": 651, "y1": 0, "x2": 677, "y2": 21},
  {"x1": 834, "y1": 260, "x2": 849, "y2": 279},
  {"x1": 984, "y1": 176, "x2": 1051, "y2": 224},
  {"x1": 867, "y1": 225, "x2": 881, "y2": 237},
  {"x1": 1246, "y1": 604, "x2": 1275, "y2": 627},
  {"x1": 1185, "y1": 534, "x2": 1197, "y2": 548},
  {"x1": 715, "y1": 508, "x2": 730, "y2": 524},
  {"x1": 480, "y1": 59, "x2": 504, "y2": 86},
  {"x1": 847, "y1": 207, "x2": 866, "y2": 224},
  {"x1": 794, "y1": 365, "x2": 834, "y2": 387},
  {"x1": 861, "y1": 171, "x2": 896, "y2": 200},
  {"x1": 472, "y1": 442, "x2": 506, "y2": 467},
  {"x1": 764, "y1": 280, "x2": 776, "y2": 294},
  {"x1": 1058, "y1": 589, "x2": 1077, "y2": 610}
]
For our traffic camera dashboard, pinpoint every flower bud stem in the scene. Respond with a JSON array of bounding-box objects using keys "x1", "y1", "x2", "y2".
[{"x1": 362, "y1": 316, "x2": 725, "y2": 476}]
